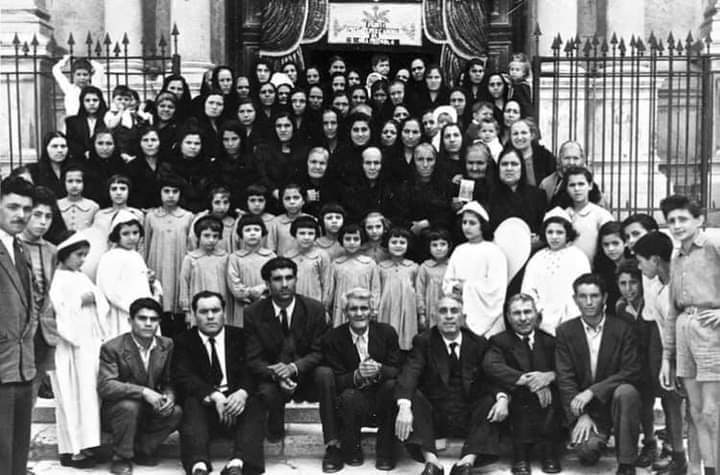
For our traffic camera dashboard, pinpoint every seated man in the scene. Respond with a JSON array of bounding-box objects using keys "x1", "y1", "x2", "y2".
[
  {"x1": 555, "y1": 273, "x2": 642, "y2": 475},
  {"x1": 483, "y1": 293, "x2": 562, "y2": 475},
  {"x1": 395, "y1": 295, "x2": 507, "y2": 475},
  {"x1": 173, "y1": 291, "x2": 264, "y2": 475},
  {"x1": 322, "y1": 287, "x2": 402, "y2": 472},
  {"x1": 98, "y1": 298, "x2": 183, "y2": 475},
  {"x1": 244, "y1": 257, "x2": 332, "y2": 444}
]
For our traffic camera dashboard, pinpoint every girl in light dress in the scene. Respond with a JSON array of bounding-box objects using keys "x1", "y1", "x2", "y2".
[
  {"x1": 316, "y1": 203, "x2": 345, "y2": 261},
  {"x1": 96, "y1": 210, "x2": 159, "y2": 338},
  {"x1": 189, "y1": 185, "x2": 236, "y2": 253},
  {"x1": 521, "y1": 207, "x2": 591, "y2": 335},
  {"x1": 443, "y1": 201, "x2": 507, "y2": 338},
  {"x1": 327, "y1": 223, "x2": 381, "y2": 326},
  {"x1": 227, "y1": 215, "x2": 276, "y2": 326},
  {"x1": 377, "y1": 227, "x2": 419, "y2": 350},
  {"x1": 416, "y1": 228, "x2": 451, "y2": 330},
  {"x1": 361, "y1": 211, "x2": 390, "y2": 263},
  {"x1": 49, "y1": 231, "x2": 109, "y2": 467}
]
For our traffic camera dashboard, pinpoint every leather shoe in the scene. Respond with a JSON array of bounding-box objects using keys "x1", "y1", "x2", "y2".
[
  {"x1": 511, "y1": 460, "x2": 531, "y2": 475},
  {"x1": 420, "y1": 462, "x2": 444, "y2": 475},
  {"x1": 616, "y1": 464, "x2": 636, "y2": 475},
  {"x1": 322, "y1": 446, "x2": 344, "y2": 473},
  {"x1": 110, "y1": 459, "x2": 133, "y2": 474},
  {"x1": 71, "y1": 455, "x2": 97, "y2": 469},
  {"x1": 344, "y1": 446, "x2": 364, "y2": 466},
  {"x1": 541, "y1": 458, "x2": 561, "y2": 473},
  {"x1": 653, "y1": 457, "x2": 688, "y2": 475},
  {"x1": 220, "y1": 465, "x2": 243, "y2": 475},
  {"x1": 375, "y1": 457, "x2": 396, "y2": 471},
  {"x1": 449, "y1": 463, "x2": 473, "y2": 475}
]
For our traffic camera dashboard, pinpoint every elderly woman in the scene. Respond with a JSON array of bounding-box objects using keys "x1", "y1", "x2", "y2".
[{"x1": 507, "y1": 118, "x2": 556, "y2": 186}]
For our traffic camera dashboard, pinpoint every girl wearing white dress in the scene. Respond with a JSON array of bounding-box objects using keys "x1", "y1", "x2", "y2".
[
  {"x1": 50, "y1": 231, "x2": 109, "y2": 467},
  {"x1": 443, "y1": 201, "x2": 507, "y2": 337},
  {"x1": 521, "y1": 207, "x2": 591, "y2": 335}
]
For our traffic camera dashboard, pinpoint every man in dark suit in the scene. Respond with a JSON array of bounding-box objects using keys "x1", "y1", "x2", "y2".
[
  {"x1": 483, "y1": 293, "x2": 562, "y2": 475},
  {"x1": 555, "y1": 273, "x2": 642, "y2": 475},
  {"x1": 244, "y1": 258, "x2": 333, "y2": 454},
  {"x1": 0, "y1": 176, "x2": 37, "y2": 475},
  {"x1": 173, "y1": 291, "x2": 265, "y2": 475},
  {"x1": 322, "y1": 287, "x2": 402, "y2": 472},
  {"x1": 98, "y1": 298, "x2": 183, "y2": 474},
  {"x1": 395, "y1": 295, "x2": 507, "y2": 475}
]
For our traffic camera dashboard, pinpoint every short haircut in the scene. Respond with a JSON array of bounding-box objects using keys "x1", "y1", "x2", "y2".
[
  {"x1": 236, "y1": 214, "x2": 268, "y2": 237},
  {"x1": 260, "y1": 256, "x2": 298, "y2": 281},
  {"x1": 472, "y1": 101, "x2": 494, "y2": 113},
  {"x1": 31, "y1": 185, "x2": 57, "y2": 210},
  {"x1": 598, "y1": 221, "x2": 625, "y2": 242},
  {"x1": 621, "y1": 213, "x2": 659, "y2": 233},
  {"x1": 540, "y1": 216, "x2": 578, "y2": 243},
  {"x1": 572, "y1": 273, "x2": 607, "y2": 295},
  {"x1": 425, "y1": 227, "x2": 453, "y2": 251},
  {"x1": 479, "y1": 118, "x2": 499, "y2": 132},
  {"x1": 338, "y1": 223, "x2": 366, "y2": 244},
  {"x1": 633, "y1": 231, "x2": 673, "y2": 262},
  {"x1": 342, "y1": 287, "x2": 372, "y2": 311},
  {"x1": 290, "y1": 215, "x2": 320, "y2": 237},
  {"x1": 245, "y1": 184, "x2": 268, "y2": 201},
  {"x1": 383, "y1": 226, "x2": 412, "y2": 248},
  {"x1": 371, "y1": 53, "x2": 390, "y2": 66},
  {"x1": 108, "y1": 219, "x2": 144, "y2": 243},
  {"x1": 112, "y1": 85, "x2": 132, "y2": 98},
  {"x1": 660, "y1": 194, "x2": 703, "y2": 219},
  {"x1": 504, "y1": 292, "x2": 538, "y2": 316},
  {"x1": 563, "y1": 166, "x2": 593, "y2": 185},
  {"x1": 61, "y1": 164, "x2": 85, "y2": 182},
  {"x1": 558, "y1": 140, "x2": 585, "y2": 160},
  {"x1": 193, "y1": 215, "x2": 223, "y2": 238},
  {"x1": 1, "y1": 176, "x2": 34, "y2": 200},
  {"x1": 615, "y1": 258, "x2": 642, "y2": 281},
  {"x1": 191, "y1": 290, "x2": 225, "y2": 312},
  {"x1": 107, "y1": 174, "x2": 132, "y2": 193},
  {"x1": 71, "y1": 58, "x2": 92, "y2": 74},
  {"x1": 319, "y1": 203, "x2": 346, "y2": 233},
  {"x1": 308, "y1": 147, "x2": 330, "y2": 162},
  {"x1": 129, "y1": 297, "x2": 163, "y2": 319},
  {"x1": 279, "y1": 183, "x2": 304, "y2": 200}
]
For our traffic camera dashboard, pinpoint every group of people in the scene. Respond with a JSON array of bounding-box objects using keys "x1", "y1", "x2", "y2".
[{"x1": 0, "y1": 50, "x2": 716, "y2": 475}]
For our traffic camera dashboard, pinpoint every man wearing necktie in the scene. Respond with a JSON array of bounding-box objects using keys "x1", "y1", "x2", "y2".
[
  {"x1": 555, "y1": 273, "x2": 642, "y2": 475},
  {"x1": 394, "y1": 295, "x2": 508, "y2": 475},
  {"x1": 483, "y1": 293, "x2": 562, "y2": 475},
  {"x1": 0, "y1": 176, "x2": 37, "y2": 475},
  {"x1": 173, "y1": 291, "x2": 265, "y2": 475},
  {"x1": 322, "y1": 287, "x2": 402, "y2": 472},
  {"x1": 244, "y1": 258, "x2": 332, "y2": 452}
]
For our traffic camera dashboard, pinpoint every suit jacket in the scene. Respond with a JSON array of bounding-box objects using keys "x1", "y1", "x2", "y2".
[
  {"x1": 396, "y1": 327, "x2": 495, "y2": 403},
  {"x1": 244, "y1": 295, "x2": 328, "y2": 382},
  {"x1": 0, "y1": 239, "x2": 37, "y2": 382},
  {"x1": 555, "y1": 316, "x2": 641, "y2": 424},
  {"x1": 172, "y1": 325, "x2": 253, "y2": 401},
  {"x1": 483, "y1": 329, "x2": 556, "y2": 393},
  {"x1": 21, "y1": 238, "x2": 59, "y2": 347},
  {"x1": 323, "y1": 321, "x2": 402, "y2": 392}
]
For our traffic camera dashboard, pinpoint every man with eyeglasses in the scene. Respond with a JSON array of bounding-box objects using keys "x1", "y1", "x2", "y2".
[{"x1": 98, "y1": 298, "x2": 183, "y2": 474}]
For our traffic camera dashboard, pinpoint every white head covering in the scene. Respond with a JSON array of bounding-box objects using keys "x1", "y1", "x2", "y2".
[
  {"x1": 57, "y1": 230, "x2": 91, "y2": 254},
  {"x1": 543, "y1": 206, "x2": 572, "y2": 223},
  {"x1": 270, "y1": 72, "x2": 294, "y2": 89},
  {"x1": 110, "y1": 209, "x2": 141, "y2": 234},
  {"x1": 458, "y1": 201, "x2": 489, "y2": 222},
  {"x1": 432, "y1": 105, "x2": 458, "y2": 126}
]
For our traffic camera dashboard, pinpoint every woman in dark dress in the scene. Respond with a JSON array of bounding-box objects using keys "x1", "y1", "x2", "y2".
[
  {"x1": 80, "y1": 128, "x2": 128, "y2": 207},
  {"x1": 127, "y1": 126, "x2": 168, "y2": 209}
]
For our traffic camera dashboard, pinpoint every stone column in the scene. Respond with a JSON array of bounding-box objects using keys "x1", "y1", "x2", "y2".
[
  {"x1": 536, "y1": 0, "x2": 577, "y2": 55},
  {"x1": 171, "y1": 0, "x2": 213, "y2": 94},
  {"x1": 104, "y1": 0, "x2": 143, "y2": 56}
]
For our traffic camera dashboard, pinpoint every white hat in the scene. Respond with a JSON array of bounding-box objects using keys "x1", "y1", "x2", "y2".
[
  {"x1": 543, "y1": 206, "x2": 572, "y2": 223},
  {"x1": 270, "y1": 72, "x2": 293, "y2": 89},
  {"x1": 110, "y1": 209, "x2": 141, "y2": 234},
  {"x1": 432, "y1": 105, "x2": 458, "y2": 125},
  {"x1": 458, "y1": 201, "x2": 489, "y2": 222},
  {"x1": 57, "y1": 230, "x2": 91, "y2": 253}
]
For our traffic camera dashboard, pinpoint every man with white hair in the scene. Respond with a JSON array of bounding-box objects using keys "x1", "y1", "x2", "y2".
[{"x1": 321, "y1": 287, "x2": 402, "y2": 472}]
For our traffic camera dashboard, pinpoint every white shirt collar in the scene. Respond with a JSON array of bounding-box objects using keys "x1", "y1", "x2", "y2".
[
  {"x1": 0, "y1": 228, "x2": 16, "y2": 262},
  {"x1": 515, "y1": 330, "x2": 535, "y2": 348},
  {"x1": 582, "y1": 316, "x2": 606, "y2": 335},
  {"x1": 198, "y1": 326, "x2": 225, "y2": 346},
  {"x1": 349, "y1": 325, "x2": 369, "y2": 343},
  {"x1": 441, "y1": 332, "x2": 463, "y2": 355},
  {"x1": 272, "y1": 298, "x2": 296, "y2": 323}
]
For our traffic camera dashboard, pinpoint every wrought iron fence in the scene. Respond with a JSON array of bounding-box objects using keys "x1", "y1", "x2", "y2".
[
  {"x1": 531, "y1": 28, "x2": 720, "y2": 223},
  {"x1": 0, "y1": 27, "x2": 180, "y2": 169}
]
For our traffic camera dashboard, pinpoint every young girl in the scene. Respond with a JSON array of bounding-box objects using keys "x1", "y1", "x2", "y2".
[
  {"x1": 57, "y1": 165, "x2": 99, "y2": 231},
  {"x1": 65, "y1": 85, "x2": 108, "y2": 160},
  {"x1": 143, "y1": 177, "x2": 194, "y2": 337},
  {"x1": 49, "y1": 231, "x2": 108, "y2": 468},
  {"x1": 179, "y1": 216, "x2": 230, "y2": 326},
  {"x1": 226, "y1": 215, "x2": 276, "y2": 326},
  {"x1": 594, "y1": 220, "x2": 627, "y2": 312},
  {"x1": 377, "y1": 227, "x2": 419, "y2": 351},
  {"x1": 416, "y1": 228, "x2": 451, "y2": 330},
  {"x1": 232, "y1": 184, "x2": 275, "y2": 250},
  {"x1": 327, "y1": 223, "x2": 381, "y2": 326},
  {"x1": 316, "y1": 203, "x2": 346, "y2": 261},
  {"x1": 562, "y1": 166, "x2": 613, "y2": 262},
  {"x1": 266, "y1": 183, "x2": 309, "y2": 257},
  {"x1": 361, "y1": 211, "x2": 390, "y2": 263},
  {"x1": 287, "y1": 216, "x2": 331, "y2": 306},
  {"x1": 508, "y1": 52, "x2": 533, "y2": 112},
  {"x1": 96, "y1": 210, "x2": 158, "y2": 338},
  {"x1": 189, "y1": 186, "x2": 236, "y2": 253},
  {"x1": 521, "y1": 207, "x2": 591, "y2": 335},
  {"x1": 443, "y1": 201, "x2": 507, "y2": 337}
]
